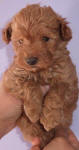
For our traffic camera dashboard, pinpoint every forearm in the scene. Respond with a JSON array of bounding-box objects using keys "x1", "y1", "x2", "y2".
[{"x1": 24, "y1": 81, "x2": 43, "y2": 123}]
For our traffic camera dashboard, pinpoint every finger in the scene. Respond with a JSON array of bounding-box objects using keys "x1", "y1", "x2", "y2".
[
  {"x1": 67, "y1": 129, "x2": 79, "y2": 150},
  {"x1": 55, "y1": 126, "x2": 79, "y2": 150},
  {"x1": 32, "y1": 137, "x2": 41, "y2": 146},
  {"x1": 43, "y1": 137, "x2": 74, "y2": 150},
  {"x1": 31, "y1": 146, "x2": 40, "y2": 150}
]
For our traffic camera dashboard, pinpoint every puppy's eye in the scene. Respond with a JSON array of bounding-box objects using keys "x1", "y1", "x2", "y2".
[
  {"x1": 42, "y1": 36, "x2": 50, "y2": 42},
  {"x1": 17, "y1": 39, "x2": 23, "y2": 45}
]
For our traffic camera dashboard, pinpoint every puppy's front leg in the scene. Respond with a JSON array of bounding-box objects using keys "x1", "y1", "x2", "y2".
[
  {"x1": 40, "y1": 87, "x2": 64, "y2": 131},
  {"x1": 40, "y1": 82, "x2": 75, "y2": 131},
  {"x1": 24, "y1": 81, "x2": 43, "y2": 123}
]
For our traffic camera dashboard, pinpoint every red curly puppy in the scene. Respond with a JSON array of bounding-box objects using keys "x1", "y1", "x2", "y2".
[{"x1": 2, "y1": 4, "x2": 78, "y2": 148}]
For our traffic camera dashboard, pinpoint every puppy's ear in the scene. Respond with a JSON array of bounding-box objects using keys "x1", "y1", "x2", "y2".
[
  {"x1": 2, "y1": 22, "x2": 12, "y2": 44},
  {"x1": 59, "y1": 20, "x2": 72, "y2": 41}
]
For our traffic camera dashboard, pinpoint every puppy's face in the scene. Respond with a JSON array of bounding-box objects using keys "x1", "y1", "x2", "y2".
[{"x1": 2, "y1": 4, "x2": 72, "y2": 72}]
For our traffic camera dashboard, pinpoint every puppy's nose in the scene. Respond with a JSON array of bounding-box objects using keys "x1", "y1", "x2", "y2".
[{"x1": 26, "y1": 57, "x2": 38, "y2": 65}]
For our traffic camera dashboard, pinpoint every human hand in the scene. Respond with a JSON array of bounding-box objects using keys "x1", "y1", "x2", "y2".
[
  {"x1": 0, "y1": 80, "x2": 49, "y2": 146},
  {"x1": 0, "y1": 80, "x2": 22, "y2": 138},
  {"x1": 1, "y1": 79, "x2": 78, "y2": 150},
  {"x1": 31, "y1": 127, "x2": 79, "y2": 150}
]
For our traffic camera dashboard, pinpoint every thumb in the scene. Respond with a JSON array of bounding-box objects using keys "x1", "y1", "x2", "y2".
[
  {"x1": 55, "y1": 126, "x2": 79, "y2": 150},
  {"x1": 67, "y1": 129, "x2": 79, "y2": 150}
]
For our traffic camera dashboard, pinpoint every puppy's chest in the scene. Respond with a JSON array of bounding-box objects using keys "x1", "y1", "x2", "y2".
[
  {"x1": 13, "y1": 67, "x2": 55, "y2": 86},
  {"x1": 4, "y1": 67, "x2": 54, "y2": 98},
  {"x1": 38, "y1": 68, "x2": 57, "y2": 85},
  {"x1": 6, "y1": 64, "x2": 64, "y2": 93}
]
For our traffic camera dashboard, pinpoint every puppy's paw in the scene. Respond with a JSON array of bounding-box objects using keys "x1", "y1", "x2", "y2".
[
  {"x1": 40, "y1": 108, "x2": 62, "y2": 131},
  {"x1": 24, "y1": 104, "x2": 42, "y2": 123}
]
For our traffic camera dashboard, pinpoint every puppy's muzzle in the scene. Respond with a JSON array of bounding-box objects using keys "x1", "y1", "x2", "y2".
[{"x1": 26, "y1": 57, "x2": 38, "y2": 65}]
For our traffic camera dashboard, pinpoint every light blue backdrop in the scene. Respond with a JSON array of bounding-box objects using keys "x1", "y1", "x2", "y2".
[{"x1": 0, "y1": 0, "x2": 79, "y2": 150}]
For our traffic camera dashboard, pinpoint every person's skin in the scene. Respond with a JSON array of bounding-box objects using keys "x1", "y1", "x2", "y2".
[
  {"x1": 0, "y1": 79, "x2": 48, "y2": 145},
  {"x1": 31, "y1": 127, "x2": 79, "y2": 150},
  {"x1": 0, "y1": 80, "x2": 22, "y2": 138},
  {"x1": 0, "y1": 80, "x2": 79, "y2": 150}
]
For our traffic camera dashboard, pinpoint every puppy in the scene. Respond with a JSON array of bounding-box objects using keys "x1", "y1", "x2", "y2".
[{"x1": 2, "y1": 4, "x2": 78, "y2": 148}]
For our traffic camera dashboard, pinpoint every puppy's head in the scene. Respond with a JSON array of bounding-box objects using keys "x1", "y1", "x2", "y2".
[{"x1": 2, "y1": 4, "x2": 72, "y2": 72}]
